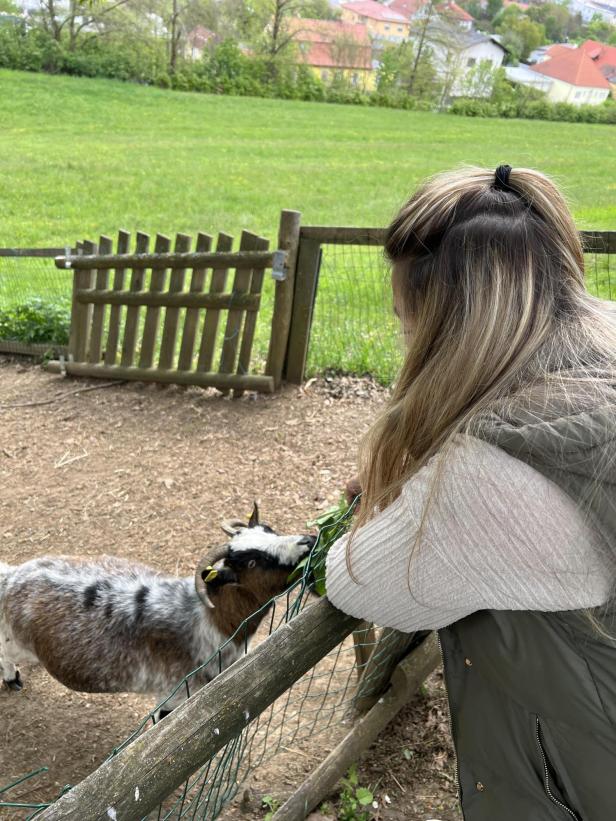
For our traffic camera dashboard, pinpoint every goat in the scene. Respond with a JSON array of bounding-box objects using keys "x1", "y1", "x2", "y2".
[{"x1": 0, "y1": 504, "x2": 314, "y2": 716}]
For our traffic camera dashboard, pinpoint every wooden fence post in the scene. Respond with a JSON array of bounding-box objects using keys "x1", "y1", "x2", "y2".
[
  {"x1": 266, "y1": 210, "x2": 301, "y2": 388},
  {"x1": 284, "y1": 237, "x2": 321, "y2": 385}
]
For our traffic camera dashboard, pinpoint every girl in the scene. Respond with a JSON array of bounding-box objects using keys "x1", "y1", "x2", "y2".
[{"x1": 326, "y1": 166, "x2": 616, "y2": 820}]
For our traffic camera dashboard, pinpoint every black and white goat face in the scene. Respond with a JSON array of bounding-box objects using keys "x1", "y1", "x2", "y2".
[{"x1": 195, "y1": 504, "x2": 315, "y2": 609}]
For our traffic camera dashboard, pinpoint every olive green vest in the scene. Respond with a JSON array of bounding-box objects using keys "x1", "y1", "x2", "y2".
[{"x1": 439, "y1": 404, "x2": 616, "y2": 821}]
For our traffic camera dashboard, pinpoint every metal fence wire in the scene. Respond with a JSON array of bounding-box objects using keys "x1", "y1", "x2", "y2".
[
  {"x1": 0, "y1": 502, "x2": 404, "y2": 821},
  {"x1": 306, "y1": 241, "x2": 615, "y2": 385}
]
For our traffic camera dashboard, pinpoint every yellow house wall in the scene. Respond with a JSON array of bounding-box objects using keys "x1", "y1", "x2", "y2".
[
  {"x1": 547, "y1": 76, "x2": 610, "y2": 105},
  {"x1": 340, "y1": 9, "x2": 410, "y2": 40},
  {"x1": 309, "y1": 64, "x2": 376, "y2": 91}
]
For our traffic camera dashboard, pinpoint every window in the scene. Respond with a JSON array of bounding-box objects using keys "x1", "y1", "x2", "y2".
[
  {"x1": 467, "y1": 57, "x2": 476, "y2": 67},
  {"x1": 351, "y1": 73, "x2": 359, "y2": 86},
  {"x1": 397, "y1": 26, "x2": 403, "y2": 31},
  {"x1": 384, "y1": 24, "x2": 390, "y2": 29},
  {"x1": 575, "y1": 90, "x2": 582, "y2": 98},
  {"x1": 321, "y1": 70, "x2": 329, "y2": 81}
]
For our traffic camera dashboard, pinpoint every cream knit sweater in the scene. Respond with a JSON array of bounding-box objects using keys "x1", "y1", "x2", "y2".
[{"x1": 325, "y1": 436, "x2": 611, "y2": 632}]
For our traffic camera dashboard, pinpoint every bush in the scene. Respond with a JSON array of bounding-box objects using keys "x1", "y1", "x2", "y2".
[
  {"x1": 0, "y1": 22, "x2": 613, "y2": 124},
  {"x1": 0, "y1": 299, "x2": 70, "y2": 344}
]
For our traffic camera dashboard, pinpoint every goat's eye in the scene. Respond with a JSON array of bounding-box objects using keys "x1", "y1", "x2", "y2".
[{"x1": 248, "y1": 560, "x2": 256, "y2": 569}]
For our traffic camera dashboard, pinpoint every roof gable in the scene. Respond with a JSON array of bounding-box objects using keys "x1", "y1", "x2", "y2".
[
  {"x1": 341, "y1": 0, "x2": 408, "y2": 23},
  {"x1": 531, "y1": 47, "x2": 612, "y2": 89}
]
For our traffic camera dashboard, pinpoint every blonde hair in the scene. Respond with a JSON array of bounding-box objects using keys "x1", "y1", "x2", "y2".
[{"x1": 354, "y1": 166, "x2": 616, "y2": 532}]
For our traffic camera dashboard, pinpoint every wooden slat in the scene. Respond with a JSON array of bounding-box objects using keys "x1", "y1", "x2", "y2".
[
  {"x1": 266, "y1": 210, "x2": 301, "y2": 387},
  {"x1": 197, "y1": 233, "x2": 233, "y2": 373},
  {"x1": 55, "y1": 250, "x2": 279, "y2": 270},
  {"x1": 139, "y1": 234, "x2": 170, "y2": 369},
  {"x1": 104, "y1": 230, "x2": 130, "y2": 366},
  {"x1": 178, "y1": 232, "x2": 212, "y2": 371},
  {"x1": 0, "y1": 342, "x2": 68, "y2": 356},
  {"x1": 299, "y1": 226, "x2": 387, "y2": 246},
  {"x1": 121, "y1": 232, "x2": 149, "y2": 367},
  {"x1": 285, "y1": 238, "x2": 322, "y2": 384},
  {"x1": 158, "y1": 233, "x2": 191, "y2": 370},
  {"x1": 298, "y1": 226, "x2": 616, "y2": 252},
  {"x1": 77, "y1": 291, "x2": 260, "y2": 311},
  {"x1": 87, "y1": 235, "x2": 113, "y2": 364},
  {"x1": 45, "y1": 361, "x2": 275, "y2": 393},
  {"x1": 218, "y1": 232, "x2": 260, "y2": 387},
  {"x1": 233, "y1": 236, "x2": 269, "y2": 398},
  {"x1": 69, "y1": 239, "x2": 97, "y2": 363},
  {"x1": 0, "y1": 248, "x2": 75, "y2": 257}
]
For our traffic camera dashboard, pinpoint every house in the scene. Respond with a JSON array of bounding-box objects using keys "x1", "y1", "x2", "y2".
[
  {"x1": 502, "y1": 0, "x2": 530, "y2": 9},
  {"x1": 185, "y1": 26, "x2": 216, "y2": 60},
  {"x1": 437, "y1": 1, "x2": 475, "y2": 30},
  {"x1": 288, "y1": 18, "x2": 375, "y2": 89},
  {"x1": 568, "y1": 0, "x2": 616, "y2": 24},
  {"x1": 413, "y1": 20, "x2": 506, "y2": 98},
  {"x1": 581, "y1": 38, "x2": 616, "y2": 95},
  {"x1": 529, "y1": 47, "x2": 611, "y2": 104},
  {"x1": 340, "y1": 0, "x2": 411, "y2": 42}
]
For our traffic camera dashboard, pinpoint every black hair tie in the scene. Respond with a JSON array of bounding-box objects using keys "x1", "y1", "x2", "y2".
[{"x1": 494, "y1": 164, "x2": 513, "y2": 191}]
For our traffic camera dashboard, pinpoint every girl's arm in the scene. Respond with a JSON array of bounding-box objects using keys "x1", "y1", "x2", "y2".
[{"x1": 325, "y1": 437, "x2": 610, "y2": 632}]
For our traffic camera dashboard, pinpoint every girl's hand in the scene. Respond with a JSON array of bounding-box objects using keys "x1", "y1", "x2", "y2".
[{"x1": 345, "y1": 477, "x2": 362, "y2": 509}]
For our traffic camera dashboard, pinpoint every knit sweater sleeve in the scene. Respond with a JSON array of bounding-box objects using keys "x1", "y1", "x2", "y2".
[{"x1": 325, "y1": 437, "x2": 611, "y2": 632}]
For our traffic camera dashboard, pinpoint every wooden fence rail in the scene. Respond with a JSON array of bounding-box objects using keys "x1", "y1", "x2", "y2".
[{"x1": 38, "y1": 599, "x2": 360, "y2": 821}]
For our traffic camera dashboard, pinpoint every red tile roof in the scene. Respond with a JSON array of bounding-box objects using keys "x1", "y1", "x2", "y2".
[
  {"x1": 438, "y1": 1, "x2": 474, "y2": 22},
  {"x1": 502, "y1": 0, "x2": 529, "y2": 9},
  {"x1": 580, "y1": 39, "x2": 616, "y2": 74},
  {"x1": 531, "y1": 47, "x2": 611, "y2": 89},
  {"x1": 289, "y1": 18, "x2": 373, "y2": 70},
  {"x1": 387, "y1": 0, "x2": 427, "y2": 17},
  {"x1": 341, "y1": 0, "x2": 408, "y2": 23},
  {"x1": 544, "y1": 43, "x2": 576, "y2": 59}
]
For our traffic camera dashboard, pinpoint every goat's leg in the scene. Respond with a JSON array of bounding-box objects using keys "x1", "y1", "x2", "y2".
[{"x1": 0, "y1": 628, "x2": 23, "y2": 691}]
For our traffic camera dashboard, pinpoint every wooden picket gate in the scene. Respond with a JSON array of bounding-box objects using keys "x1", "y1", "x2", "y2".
[{"x1": 46, "y1": 211, "x2": 301, "y2": 394}]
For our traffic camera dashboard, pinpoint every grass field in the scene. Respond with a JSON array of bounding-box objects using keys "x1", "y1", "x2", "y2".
[{"x1": 1, "y1": 69, "x2": 615, "y2": 379}]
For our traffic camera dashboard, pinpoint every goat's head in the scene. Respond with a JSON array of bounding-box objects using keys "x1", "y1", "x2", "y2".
[{"x1": 195, "y1": 503, "x2": 316, "y2": 610}]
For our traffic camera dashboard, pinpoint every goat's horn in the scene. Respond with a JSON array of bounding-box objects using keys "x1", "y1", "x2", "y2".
[
  {"x1": 195, "y1": 545, "x2": 229, "y2": 609},
  {"x1": 220, "y1": 518, "x2": 246, "y2": 536}
]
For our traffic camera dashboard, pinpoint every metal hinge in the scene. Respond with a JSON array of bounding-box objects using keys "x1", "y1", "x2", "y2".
[{"x1": 271, "y1": 250, "x2": 287, "y2": 281}]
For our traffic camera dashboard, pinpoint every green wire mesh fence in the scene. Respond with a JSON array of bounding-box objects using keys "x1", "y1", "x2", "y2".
[
  {"x1": 0, "y1": 501, "x2": 409, "y2": 821},
  {"x1": 306, "y1": 238, "x2": 615, "y2": 385}
]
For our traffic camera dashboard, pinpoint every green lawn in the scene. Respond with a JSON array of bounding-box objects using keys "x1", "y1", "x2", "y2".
[
  {"x1": 1, "y1": 69, "x2": 614, "y2": 379},
  {"x1": 2, "y1": 69, "x2": 615, "y2": 245}
]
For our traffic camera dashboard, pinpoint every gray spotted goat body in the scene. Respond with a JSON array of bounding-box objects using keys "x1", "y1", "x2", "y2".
[{"x1": 0, "y1": 505, "x2": 314, "y2": 715}]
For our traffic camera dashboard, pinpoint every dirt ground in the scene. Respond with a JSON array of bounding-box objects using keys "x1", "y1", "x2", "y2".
[{"x1": 0, "y1": 359, "x2": 460, "y2": 821}]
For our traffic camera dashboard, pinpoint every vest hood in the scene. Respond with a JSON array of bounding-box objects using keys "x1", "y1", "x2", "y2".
[{"x1": 476, "y1": 402, "x2": 616, "y2": 547}]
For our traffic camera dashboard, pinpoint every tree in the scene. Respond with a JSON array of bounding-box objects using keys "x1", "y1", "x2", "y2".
[
  {"x1": 585, "y1": 15, "x2": 616, "y2": 45},
  {"x1": 487, "y1": 0, "x2": 503, "y2": 21},
  {"x1": 377, "y1": 41, "x2": 439, "y2": 101},
  {"x1": 495, "y1": 6, "x2": 545, "y2": 61},
  {"x1": 527, "y1": 2, "x2": 582, "y2": 44},
  {"x1": 0, "y1": 0, "x2": 20, "y2": 13},
  {"x1": 36, "y1": 0, "x2": 133, "y2": 50}
]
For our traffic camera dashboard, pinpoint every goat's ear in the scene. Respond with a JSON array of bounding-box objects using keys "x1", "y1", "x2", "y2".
[{"x1": 248, "y1": 502, "x2": 260, "y2": 529}]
